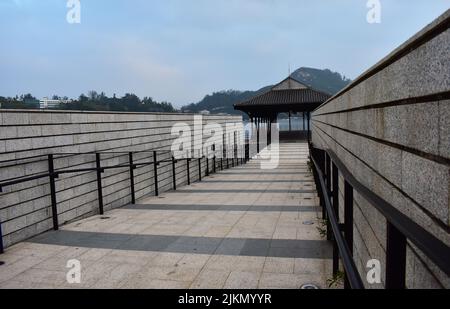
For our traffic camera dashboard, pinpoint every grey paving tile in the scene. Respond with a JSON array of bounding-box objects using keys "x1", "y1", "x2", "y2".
[{"x1": 0, "y1": 142, "x2": 332, "y2": 289}]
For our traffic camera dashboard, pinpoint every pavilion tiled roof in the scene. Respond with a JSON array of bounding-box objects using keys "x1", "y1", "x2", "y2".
[
  {"x1": 234, "y1": 88, "x2": 330, "y2": 107},
  {"x1": 234, "y1": 77, "x2": 331, "y2": 108}
]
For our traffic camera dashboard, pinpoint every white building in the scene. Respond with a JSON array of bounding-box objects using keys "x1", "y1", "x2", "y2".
[{"x1": 39, "y1": 97, "x2": 71, "y2": 109}]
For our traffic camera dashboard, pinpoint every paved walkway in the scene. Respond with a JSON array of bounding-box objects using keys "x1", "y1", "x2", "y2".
[{"x1": 0, "y1": 143, "x2": 331, "y2": 289}]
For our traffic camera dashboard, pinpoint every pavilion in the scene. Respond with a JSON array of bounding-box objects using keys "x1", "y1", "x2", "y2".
[{"x1": 234, "y1": 77, "x2": 331, "y2": 145}]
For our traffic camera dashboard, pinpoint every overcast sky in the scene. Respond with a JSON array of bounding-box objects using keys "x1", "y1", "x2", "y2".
[{"x1": 0, "y1": 0, "x2": 448, "y2": 107}]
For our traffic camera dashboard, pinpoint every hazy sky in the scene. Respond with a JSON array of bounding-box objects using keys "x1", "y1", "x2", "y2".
[{"x1": 0, "y1": 0, "x2": 448, "y2": 107}]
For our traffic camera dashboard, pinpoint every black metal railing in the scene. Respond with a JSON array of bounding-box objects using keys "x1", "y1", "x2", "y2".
[
  {"x1": 0, "y1": 143, "x2": 252, "y2": 253},
  {"x1": 309, "y1": 142, "x2": 450, "y2": 289}
]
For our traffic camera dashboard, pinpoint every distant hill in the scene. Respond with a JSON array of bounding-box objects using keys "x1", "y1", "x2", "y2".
[
  {"x1": 181, "y1": 67, "x2": 351, "y2": 116},
  {"x1": 181, "y1": 87, "x2": 270, "y2": 115},
  {"x1": 290, "y1": 67, "x2": 351, "y2": 95}
]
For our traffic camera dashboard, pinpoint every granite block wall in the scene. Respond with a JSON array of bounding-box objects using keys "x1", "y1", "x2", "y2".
[
  {"x1": 0, "y1": 110, "x2": 243, "y2": 248},
  {"x1": 311, "y1": 10, "x2": 449, "y2": 288}
]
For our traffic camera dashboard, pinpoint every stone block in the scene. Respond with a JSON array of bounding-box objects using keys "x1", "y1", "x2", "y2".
[
  {"x1": 70, "y1": 113, "x2": 88, "y2": 123},
  {"x1": 0, "y1": 126, "x2": 17, "y2": 139},
  {"x1": 401, "y1": 152, "x2": 449, "y2": 223},
  {"x1": 6, "y1": 138, "x2": 33, "y2": 152},
  {"x1": 54, "y1": 135, "x2": 74, "y2": 146},
  {"x1": 51, "y1": 113, "x2": 72, "y2": 124},
  {"x1": 16, "y1": 126, "x2": 42, "y2": 138},
  {"x1": 381, "y1": 102, "x2": 440, "y2": 155},
  {"x1": 1, "y1": 113, "x2": 29, "y2": 125},
  {"x1": 375, "y1": 144, "x2": 402, "y2": 186},
  {"x1": 439, "y1": 100, "x2": 450, "y2": 159},
  {"x1": 29, "y1": 113, "x2": 52, "y2": 125},
  {"x1": 32, "y1": 136, "x2": 55, "y2": 149}
]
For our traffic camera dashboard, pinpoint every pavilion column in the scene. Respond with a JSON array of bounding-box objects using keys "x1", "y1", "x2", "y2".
[
  {"x1": 257, "y1": 118, "x2": 260, "y2": 153},
  {"x1": 288, "y1": 112, "x2": 292, "y2": 132},
  {"x1": 303, "y1": 112, "x2": 306, "y2": 132},
  {"x1": 250, "y1": 117, "x2": 253, "y2": 143}
]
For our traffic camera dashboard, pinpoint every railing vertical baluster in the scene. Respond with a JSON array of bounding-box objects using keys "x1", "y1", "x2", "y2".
[
  {"x1": 48, "y1": 154, "x2": 59, "y2": 230},
  {"x1": 187, "y1": 159, "x2": 191, "y2": 185},
  {"x1": 95, "y1": 153, "x2": 104, "y2": 215},
  {"x1": 221, "y1": 156, "x2": 223, "y2": 171},
  {"x1": 129, "y1": 152, "x2": 136, "y2": 204},
  {"x1": 153, "y1": 151, "x2": 159, "y2": 196},
  {"x1": 213, "y1": 156, "x2": 216, "y2": 173},
  {"x1": 198, "y1": 158, "x2": 202, "y2": 181},
  {"x1": 332, "y1": 162, "x2": 340, "y2": 276},
  {"x1": 386, "y1": 222, "x2": 407, "y2": 289},
  {"x1": 343, "y1": 179, "x2": 354, "y2": 289},
  {"x1": 206, "y1": 157, "x2": 209, "y2": 176},
  {"x1": 172, "y1": 156, "x2": 177, "y2": 190}
]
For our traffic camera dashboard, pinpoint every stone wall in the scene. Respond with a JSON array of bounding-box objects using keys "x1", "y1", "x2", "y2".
[
  {"x1": 311, "y1": 10, "x2": 449, "y2": 288},
  {"x1": 0, "y1": 110, "x2": 243, "y2": 248}
]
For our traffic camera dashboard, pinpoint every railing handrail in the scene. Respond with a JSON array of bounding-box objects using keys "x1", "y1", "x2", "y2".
[
  {"x1": 0, "y1": 141, "x2": 253, "y2": 189},
  {"x1": 324, "y1": 147, "x2": 450, "y2": 277},
  {"x1": 309, "y1": 143, "x2": 450, "y2": 289},
  {"x1": 310, "y1": 153, "x2": 365, "y2": 289},
  {"x1": 0, "y1": 155, "x2": 224, "y2": 190},
  {"x1": 0, "y1": 143, "x2": 251, "y2": 253},
  {"x1": 0, "y1": 145, "x2": 247, "y2": 166}
]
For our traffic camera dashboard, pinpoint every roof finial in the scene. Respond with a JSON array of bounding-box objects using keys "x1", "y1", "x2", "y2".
[{"x1": 288, "y1": 62, "x2": 291, "y2": 77}]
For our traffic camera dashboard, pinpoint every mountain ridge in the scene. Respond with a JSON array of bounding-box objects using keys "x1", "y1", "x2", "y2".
[{"x1": 181, "y1": 67, "x2": 351, "y2": 116}]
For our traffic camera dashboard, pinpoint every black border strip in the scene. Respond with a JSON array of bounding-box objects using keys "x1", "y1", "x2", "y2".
[
  {"x1": 312, "y1": 119, "x2": 450, "y2": 166},
  {"x1": 312, "y1": 124, "x2": 450, "y2": 234},
  {"x1": 313, "y1": 91, "x2": 450, "y2": 117}
]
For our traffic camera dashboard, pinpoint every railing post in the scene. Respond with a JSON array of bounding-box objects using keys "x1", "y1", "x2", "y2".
[
  {"x1": 325, "y1": 153, "x2": 332, "y2": 240},
  {"x1": 187, "y1": 159, "x2": 191, "y2": 185},
  {"x1": 0, "y1": 221, "x2": 4, "y2": 254},
  {"x1": 172, "y1": 156, "x2": 177, "y2": 190},
  {"x1": 213, "y1": 156, "x2": 216, "y2": 173},
  {"x1": 198, "y1": 158, "x2": 202, "y2": 181},
  {"x1": 153, "y1": 151, "x2": 159, "y2": 196},
  {"x1": 95, "y1": 153, "x2": 104, "y2": 215},
  {"x1": 129, "y1": 152, "x2": 135, "y2": 204},
  {"x1": 332, "y1": 162, "x2": 340, "y2": 276},
  {"x1": 344, "y1": 179, "x2": 354, "y2": 289},
  {"x1": 386, "y1": 222, "x2": 407, "y2": 289},
  {"x1": 221, "y1": 156, "x2": 223, "y2": 171},
  {"x1": 325, "y1": 154, "x2": 331, "y2": 195},
  {"x1": 48, "y1": 154, "x2": 59, "y2": 230},
  {"x1": 317, "y1": 150, "x2": 327, "y2": 221}
]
